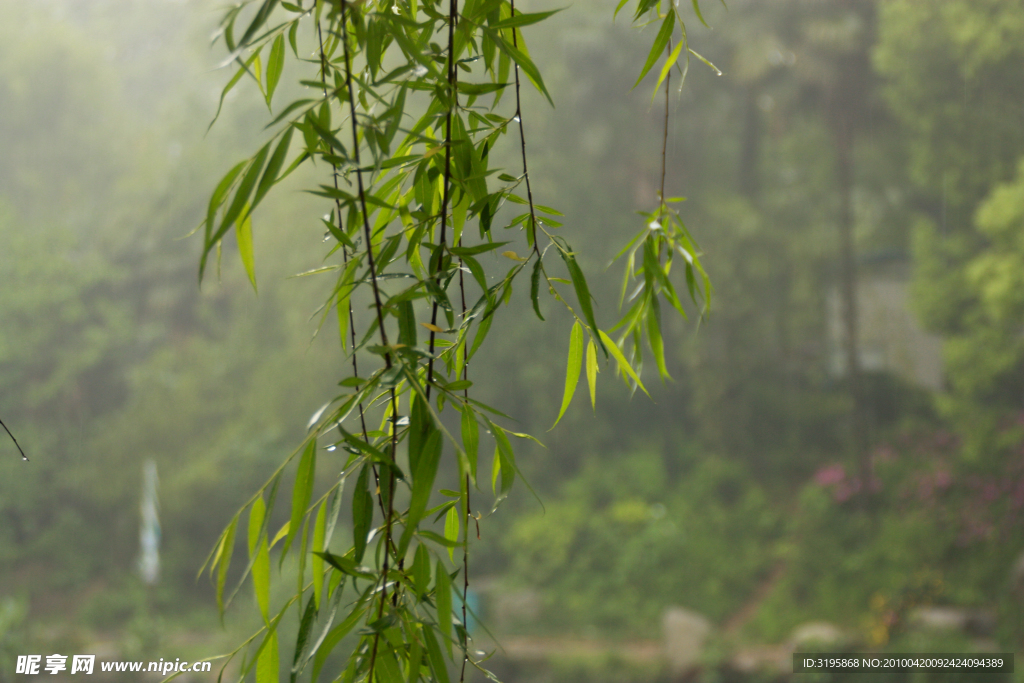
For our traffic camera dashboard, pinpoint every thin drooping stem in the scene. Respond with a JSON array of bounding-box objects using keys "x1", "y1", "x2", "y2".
[
  {"x1": 458, "y1": 474, "x2": 471, "y2": 683},
  {"x1": 458, "y1": 225, "x2": 471, "y2": 683},
  {"x1": 426, "y1": 0, "x2": 460, "y2": 400},
  {"x1": 333, "y1": 2, "x2": 400, "y2": 679},
  {"x1": 659, "y1": 37, "x2": 671, "y2": 212},
  {"x1": 1, "y1": 418, "x2": 26, "y2": 461},
  {"x1": 510, "y1": 2, "x2": 541, "y2": 258},
  {"x1": 317, "y1": 18, "x2": 370, "y2": 441}
]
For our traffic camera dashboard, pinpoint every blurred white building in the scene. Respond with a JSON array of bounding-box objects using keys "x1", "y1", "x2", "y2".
[{"x1": 827, "y1": 257, "x2": 943, "y2": 391}]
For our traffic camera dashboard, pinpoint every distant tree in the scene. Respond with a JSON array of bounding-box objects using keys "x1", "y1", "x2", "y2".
[{"x1": 875, "y1": 0, "x2": 1024, "y2": 458}]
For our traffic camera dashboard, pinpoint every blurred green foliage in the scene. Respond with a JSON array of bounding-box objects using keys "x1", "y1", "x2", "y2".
[{"x1": 507, "y1": 450, "x2": 781, "y2": 636}]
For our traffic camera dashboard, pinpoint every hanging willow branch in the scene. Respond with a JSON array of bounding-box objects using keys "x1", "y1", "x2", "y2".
[{"x1": 193, "y1": 0, "x2": 715, "y2": 681}]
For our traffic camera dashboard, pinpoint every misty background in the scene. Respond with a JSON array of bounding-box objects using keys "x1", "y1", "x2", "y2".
[{"x1": 2, "y1": 0, "x2": 1024, "y2": 681}]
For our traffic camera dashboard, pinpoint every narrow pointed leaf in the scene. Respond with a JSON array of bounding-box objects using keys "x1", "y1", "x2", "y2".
[
  {"x1": 653, "y1": 37, "x2": 685, "y2": 99},
  {"x1": 253, "y1": 536, "x2": 270, "y2": 621},
  {"x1": 283, "y1": 439, "x2": 316, "y2": 559},
  {"x1": 236, "y1": 206, "x2": 257, "y2": 291},
  {"x1": 530, "y1": 258, "x2": 545, "y2": 321},
  {"x1": 553, "y1": 321, "x2": 583, "y2": 427},
  {"x1": 444, "y1": 506, "x2": 459, "y2": 562},
  {"x1": 634, "y1": 10, "x2": 675, "y2": 88},
  {"x1": 435, "y1": 559, "x2": 453, "y2": 657},
  {"x1": 460, "y1": 408, "x2": 478, "y2": 481},
  {"x1": 598, "y1": 329, "x2": 649, "y2": 396},
  {"x1": 216, "y1": 515, "x2": 239, "y2": 619},
  {"x1": 352, "y1": 464, "x2": 374, "y2": 563},
  {"x1": 586, "y1": 337, "x2": 599, "y2": 409},
  {"x1": 312, "y1": 500, "x2": 327, "y2": 609},
  {"x1": 256, "y1": 630, "x2": 279, "y2": 683},
  {"x1": 254, "y1": 127, "x2": 294, "y2": 208},
  {"x1": 559, "y1": 248, "x2": 601, "y2": 351},
  {"x1": 266, "y1": 34, "x2": 285, "y2": 105},
  {"x1": 399, "y1": 429, "x2": 443, "y2": 557}
]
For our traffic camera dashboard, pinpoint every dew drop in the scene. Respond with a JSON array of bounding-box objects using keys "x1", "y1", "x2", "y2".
[
  {"x1": 395, "y1": 416, "x2": 410, "y2": 426},
  {"x1": 512, "y1": 116, "x2": 521, "y2": 123},
  {"x1": 323, "y1": 231, "x2": 332, "y2": 242},
  {"x1": 22, "y1": 455, "x2": 29, "y2": 461},
  {"x1": 326, "y1": 445, "x2": 337, "y2": 452}
]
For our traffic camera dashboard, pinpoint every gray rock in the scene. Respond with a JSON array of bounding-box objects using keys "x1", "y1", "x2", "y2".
[
  {"x1": 908, "y1": 606, "x2": 996, "y2": 636},
  {"x1": 662, "y1": 607, "x2": 711, "y2": 675},
  {"x1": 789, "y1": 621, "x2": 845, "y2": 649}
]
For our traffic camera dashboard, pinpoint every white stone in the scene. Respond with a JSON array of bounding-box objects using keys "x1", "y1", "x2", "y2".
[{"x1": 662, "y1": 607, "x2": 711, "y2": 675}]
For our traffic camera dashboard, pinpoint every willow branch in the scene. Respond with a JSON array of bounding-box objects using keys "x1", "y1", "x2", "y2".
[
  {"x1": 316, "y1": 18, "x2": 371, "y2": 443},
  {"x1": 510, "y1": 2, "x2": 541, "y2": 259},
  {"x1": 426, "y1": 0, "x2": 460, "y2": 400},
  {"x1": 1, "y1": 418, "x2": 26, "y2": 461},
  {"x1": 659, "y1": 37, "x2": 671, "y2": 215},
  {"x1": 334, "y1": 1, "x2": 400, "y2": 679}
]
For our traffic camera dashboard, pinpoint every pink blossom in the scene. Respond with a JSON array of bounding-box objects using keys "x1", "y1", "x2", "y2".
[{"x1": 814, "y1": 463, "x2": 846, "y2": 487}]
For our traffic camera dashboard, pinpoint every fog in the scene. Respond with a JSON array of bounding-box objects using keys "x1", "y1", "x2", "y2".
[{"x1": 2, "y1": 1, "x2": 1023, "y2": 681}]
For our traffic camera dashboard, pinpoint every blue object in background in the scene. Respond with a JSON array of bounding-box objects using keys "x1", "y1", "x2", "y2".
[{"x1": 455, "y1": 588, "x2": 481, "y2": 635}]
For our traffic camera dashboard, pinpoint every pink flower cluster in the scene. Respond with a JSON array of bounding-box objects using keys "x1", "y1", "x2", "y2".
[{"x1": 811, "y1": 462, "x2": 880, "y2": 503}]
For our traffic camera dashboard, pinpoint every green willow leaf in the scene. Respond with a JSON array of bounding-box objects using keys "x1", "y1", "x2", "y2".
[
  {"x1": 266, "y1": 34, "x2": 285, "y2": 106},
  {"x1": 311, "y1": 605, "x2": 365, "y2": 683},
  {"x1": 399, "y1": 429, "x2": 443, "y2": 557},
  {"x1": 435, "y1": 559, "x2": 453, "y2": 658},
  {"x1": 444, "y1": 506, "x2": 459, "y2": 562},
  {"x1": 375, "y1": 646, "x2": 405, "y2": 683},
  {"x1": 283, "y1": 439, "x2": 316, "y2": 560},
  {"x1": 352, "y1": 464, "x2": 374, "y2": 563},
  {"x1": 488, "y1": 9, "x2": 562, "y2": 30},
  {"x1": 692, "y1": 0, "x2": 709, "y2": 27},
  {"x1": 202, "y1": 142, "x2": 271, "y2": 280},
  {"x1": 291, "y1": 595, "x2": 318, "y2": 680},
  {"x1": 205, "y1": 161, "x2": 247, "y2": 244},
  {"x1": 460, "y1": 407, "x2": 479, "y2": 480},
  {"x1": 553, "y1": 321, "x2": 583, "y2": 427},
  {"x1": 586, "y1": 336, "x2": 599, "y2": 409},
  {"x1": 412, "y1": 543, "x2": 431, "y2": 596},
  {"x1": 483, "y1": 29, "x2": 553, "y2": 106},
  {"x1": 249, "y1": 496, "x2": 266, "y2": 557},
  {"x1": 256, "y1": 630, "x2": 279, "y2": 683},
  {"x1": 598, "y1": 329, "x2": 650, "y2": 397},
  {"x1": 634, "y1": 9, "x2": 675, "y2": 88},
  {"x1": 530, "y1": 258, "x2": 545, "y2": 321},
  {"x1": 254, "y1": 127, "x2": 294, "y2": 209},
  {"x1": 559, "y1": 247, "x2": 602, "y2": 350},
  {"x1": 312, "y1": 499, "x2": 327, "y2": 609},
  {"x1": 236, "y1": 206, "x2": 257, "y2": 292},
  {"x1": 253, "y1": 535, "x2": 271, "y2": 622},
  {"x1": 647, "y1": 294, "x2": 671, "y2": 380},
  {"x1": 423, "y1": 627, "x2": 452, "y2": 683},
  {"x1": 653, "y1": 36, "x2": 685, "y2": 100},
  {"x1": 490, "y1": 423, "x2": 516, "y2": 497},
  {"x1": 215, "y1": 514, "x2": 239, "y2": 620}
]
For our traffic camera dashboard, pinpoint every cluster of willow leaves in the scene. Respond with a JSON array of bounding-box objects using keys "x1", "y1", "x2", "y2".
[{"x1": 195, "y1": 0, "x2": 709, "y2": 680}]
